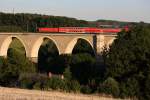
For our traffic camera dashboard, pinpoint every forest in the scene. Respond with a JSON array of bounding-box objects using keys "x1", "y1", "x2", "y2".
[
  {"x1": 0, "y1": 12, "x2": 88, "y2": 32},
  {"x1": 0, "y1": 12, "x2": 136, "y2": 32}
]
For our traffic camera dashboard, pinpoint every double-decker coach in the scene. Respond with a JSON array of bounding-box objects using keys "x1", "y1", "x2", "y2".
[{"x1": 38, "y1": 27, "x2": 128, "y2": 33}]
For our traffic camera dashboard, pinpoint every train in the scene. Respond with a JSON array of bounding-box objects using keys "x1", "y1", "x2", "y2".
[{"x1": 38, "y1": 27, "x2": 129, "y2": 33}]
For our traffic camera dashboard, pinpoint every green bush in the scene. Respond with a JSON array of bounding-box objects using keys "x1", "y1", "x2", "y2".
[
  {"x1": 63, "y1": 67, "x2": 72, "y2": 80},
  {"x1": 98, "y1": 77, "x2": 120, "y2": 97},
  {"x1": 0, "y1": 58, "x2": 19, "y2": 87},
  {"x1": 33, "y1": 82, "x2": 41, "y2": 90},
  {"x1": 143, "y1": 73, "x2": 150, "y2": 100},
  {"x1": 70, "y1": 53, "x2": 96, "y2": 84},
  {"x1": 18, "y1": 73, "x2": 48, "y2": 89},
  {"x1": 19, "y1": 77, "x2": 34, "y2": 89},
  {"x1": 69, "y1": 80, "x2": 81, "y2": 93},
  {"x1": 47, "y1": 54, "x2": 71, "y2": 74},
  {"x1": 88, "y1": 79, "x2": 97, "y2": 93},
  {"x1": 45, "y1": 76, "x2": 65, "y2": 90},
  {"x1": 81, "y1": 85, "x2": 92, "y2": 94},
  {"x1": 119, "y1": 78, "x2": 139, "y2": 98}
]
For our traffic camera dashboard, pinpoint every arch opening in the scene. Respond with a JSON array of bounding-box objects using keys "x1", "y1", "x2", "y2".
[
  {"x1": 0, "y1": 36, "x2": 27, "y2": 58},
  {"x1": 7, "y1": 37, "x2": 27, "y2": 63},
  {"x1": 31, "y1": 37, "x2": 60, "y2": 58},
  {"x1": 37, "y1": 37, "x2": 59, "y2": 73},
  {"x1": 65, "y1": 38, "x2": 95, "y2": 56},
  {"x1": 72, "y1": 38, "x2": 95, "y2": 56}
]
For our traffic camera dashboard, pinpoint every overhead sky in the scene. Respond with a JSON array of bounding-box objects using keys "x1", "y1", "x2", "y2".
[{"x1": 0, "y1": 0, "x2": 150, "y2": 22}]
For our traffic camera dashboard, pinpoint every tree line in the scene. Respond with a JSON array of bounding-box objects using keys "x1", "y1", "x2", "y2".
[
  {"x1": 0, "y1": 12, "x2": 142, "y2": 32},
  {"x1": 0, "y1": 12, "x2": 88, "y2": 32}
]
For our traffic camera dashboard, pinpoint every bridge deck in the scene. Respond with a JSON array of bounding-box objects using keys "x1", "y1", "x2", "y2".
[{"x1": 0, "y1": 32, "x2": 117, "y2": 36}]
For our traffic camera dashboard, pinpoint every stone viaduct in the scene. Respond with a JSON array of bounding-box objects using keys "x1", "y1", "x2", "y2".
[{"x1": 0, "y1": 33, "x2": 116, "y2": 62}]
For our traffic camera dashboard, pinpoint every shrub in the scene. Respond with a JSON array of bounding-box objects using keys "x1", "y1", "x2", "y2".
[
  {"x1": 18, "y1": 73, "x2": 48, "y2": 89},
  {"x1": 98, "y1": 77, "x2": 120, "y2": 97},
  {"x1": 142, "y1": 73, "x2": 150, "y2": 100},
  {"x1": 0, "y1": 58, "x2": 20, "y2": 87},
  {"x1": 47, "y1": 54, "x2": 71, "y2": 74},
  {"x1": 119, "y1": 78, "x2": 139, "y2": 98},
  {"x1": 70, "y1": 53, "x2": 96, "y2": 84},
  {"x1": 69, "y1": 80, "x2": 81, "y2": 93},
  {"x1": 33, "y1": 82, "x2": 41, "y2": 90},
  {"x1": 19, "y1": 76, "x2": 34, "y2": 89},
  {"x1": 63, "y1": 66, "x2": 72, "y2": 80},
  {"x1": 45, "y1": 76, "x2": 65, "y2": 90},
  {"x1": 81, "y1": 85, "x2": 92, "y2": 94},
  {"x1": 88, "y1": 79, "x2": 97, "y2": 93}
]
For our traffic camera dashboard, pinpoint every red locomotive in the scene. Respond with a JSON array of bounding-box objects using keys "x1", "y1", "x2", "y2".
[{"x1": 38, "y1": 27, "x2": 128, "y2": 33}]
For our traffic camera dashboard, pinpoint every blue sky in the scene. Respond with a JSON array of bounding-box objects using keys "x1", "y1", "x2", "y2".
[{"x1": 0, "y1": 0, "x2": 150, "y2": 22}]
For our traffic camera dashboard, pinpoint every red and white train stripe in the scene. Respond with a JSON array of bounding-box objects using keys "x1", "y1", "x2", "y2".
[{"x1": 38, "y1": 27, "x2": 128, "y2": 33}]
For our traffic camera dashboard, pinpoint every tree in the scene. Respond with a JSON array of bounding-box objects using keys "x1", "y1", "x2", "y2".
[
  {"x1": 48, "y1": 54, "x2": 71, "y2": 74},
  {"x1": 0, "y1": 57, "x2": 19, "y2": 86},
  {"x1": 144, "y1": 71, "x2": 150, "y2": 100},
  {"x1": 104, "y1": 24, "x2": 150, "y2": 99},
  {"x1": 0, "y1": 38, "x2": 36, "y2": 87},
  {"x1": 70, "y1": 53, "x2": 96, "y2": 84},
  {"x1": 98, "y1": 77, "x2": 120, "y2": 97},
  {"x1": 38, "y1": 39, "x2": 59, "y2": 73}
]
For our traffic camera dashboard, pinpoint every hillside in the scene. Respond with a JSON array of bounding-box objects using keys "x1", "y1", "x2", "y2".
[
  {"x1": 0, "y1": 12, "x2": 88, "y2": 32},
  {"x1": 0, "y1": 12, "x2": 146, "y2": 32}
]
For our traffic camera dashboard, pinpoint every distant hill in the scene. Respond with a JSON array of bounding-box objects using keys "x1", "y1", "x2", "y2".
[
  {"x1": 88, "y1": 19, "x2": 141, "y2": 28},
  {"x1": 0, "y1": 12, "x2": 88, "y2": 32},
  {"x1": 0, "y1": 12, "x2": 149, "y2": 32}
]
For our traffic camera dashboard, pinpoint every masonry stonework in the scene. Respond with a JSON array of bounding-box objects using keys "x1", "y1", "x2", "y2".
[{"x1": 0, "y1": 33, "x2": 116, "y2": 62}]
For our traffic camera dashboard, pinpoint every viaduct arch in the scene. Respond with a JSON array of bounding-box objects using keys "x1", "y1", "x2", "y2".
[
  {"x1": 0, "y1": 36, "x2": 28, "y2": 58},
  {"x1": 31, "y1": 36, "x2": 60, "y2": 59},
  {"x1": 0, "y1": 33, "x2": 117, "y2": 62},
  {"x1": 64, "y1": 37, "x2": 94, "y2": 54}
]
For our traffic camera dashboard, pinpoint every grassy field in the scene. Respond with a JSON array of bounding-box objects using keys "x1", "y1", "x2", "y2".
[{"x1": 0, "y1": 87, "x2": 126, "y2": 100}]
